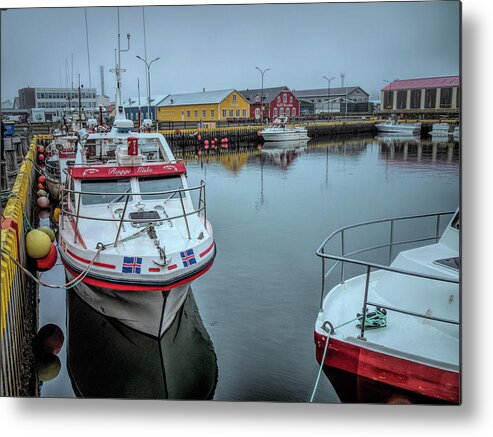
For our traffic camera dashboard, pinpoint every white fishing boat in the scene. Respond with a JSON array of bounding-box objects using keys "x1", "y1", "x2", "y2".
[
  {"x1": 44, "y1": 132, "x2": 78, "y2": 200},
  {"x1": 429, "y1": 123, "x2": 451, "y2": 138},
  {"x1": 375, "y1": 116, "x2": 421, "y2": 135},
  {"x1": 453, "y1": 125, "x2": 460, "y2": 140},
  {"x1": 314, "y1": 210, "x2": 460, "y2": 403},
  {"x1": 57, "y1": 24, "x2": 215, "y2": 337},
  {"x1": 260, "y1": 116, "x2": 309, "y2": 142}
]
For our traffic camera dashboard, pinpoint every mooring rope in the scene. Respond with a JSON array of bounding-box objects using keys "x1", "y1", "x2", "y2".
[
  {"x1": 308, "y1": 308, "x2": 388, "y2": 403},
  {"x1": 1, "y1": 247, "x2": 103, "y2": 290}
]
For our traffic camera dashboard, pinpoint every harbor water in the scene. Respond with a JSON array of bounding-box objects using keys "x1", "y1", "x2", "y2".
[{"x1": 37, "y1": 134, "x2": 460, "y2": 402}]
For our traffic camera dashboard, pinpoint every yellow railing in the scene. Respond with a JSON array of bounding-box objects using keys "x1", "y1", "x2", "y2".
[{"x1": 1, "y1": 135, "x2": 38, "y2": 396}]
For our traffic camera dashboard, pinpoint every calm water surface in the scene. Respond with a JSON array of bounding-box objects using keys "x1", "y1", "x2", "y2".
[{"x1": 38, "y1": 135, "x2": 460, "y2": 402}]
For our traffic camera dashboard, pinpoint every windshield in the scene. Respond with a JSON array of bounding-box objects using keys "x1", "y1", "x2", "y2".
[
  {"x1": 139, "y1": 176, "x2": 183, "y2": 200},
  {"x1": 81, "y1": 179, "x2": 133, "y2": 205}
]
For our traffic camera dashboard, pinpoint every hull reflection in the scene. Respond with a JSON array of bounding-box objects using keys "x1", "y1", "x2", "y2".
[{"x1": 67, "y1": 289, "x2": 218, "y2": 399}]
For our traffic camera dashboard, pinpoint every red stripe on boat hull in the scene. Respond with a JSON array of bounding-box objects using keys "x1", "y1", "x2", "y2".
[
  {"x1": 62, "y1": 259, "x2": 214, "y2": 292},
  {"x1": 314, "y1": 331, "x2": 460, "y2": 403}
]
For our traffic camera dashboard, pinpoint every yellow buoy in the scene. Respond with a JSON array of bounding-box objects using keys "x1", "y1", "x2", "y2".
[
  {"x1": 38, "y1": 226, "x2": 56, "y2": 242},
  {"x1": 26, "y1": 229, "x2": 52, "y2": 259},
  {"x1": 53, "y1": 207, "x2": 60, "y2": 223}
]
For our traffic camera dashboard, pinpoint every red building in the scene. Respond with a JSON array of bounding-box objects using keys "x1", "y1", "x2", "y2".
[{"x1": 239, "y1": 86, "x2": 301, "y2": 121}]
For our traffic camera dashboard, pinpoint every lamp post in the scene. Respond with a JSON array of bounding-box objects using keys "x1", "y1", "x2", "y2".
[
  {"x1": 323, "y1": 75, "x2": 335, "y2": 121},
  {"x1": 136, "y1": 55, "x2": 160, "y2": 120},
  {"x1": 255, "y1": 66, "x2": 270, "y2": 124},
  {"x1": 383, "y1": 78, "x2": 398, "y2": 114}
]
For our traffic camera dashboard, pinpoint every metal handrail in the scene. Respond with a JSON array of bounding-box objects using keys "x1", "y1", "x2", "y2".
[
  {"x1": 60, "y1": 181, "x2": 207, "y2": 246},
  {"x1": 315, "y1": 211, "x2": 459, "y2": 340}
]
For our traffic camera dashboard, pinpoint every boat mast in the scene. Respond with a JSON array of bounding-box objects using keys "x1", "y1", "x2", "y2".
[{"x1": 112, "y1": 7, "x2": 131, "y2": 122}]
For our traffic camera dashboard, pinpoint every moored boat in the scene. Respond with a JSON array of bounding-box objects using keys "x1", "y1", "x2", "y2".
[
  {"x1": 375, "y1": 116, "x2": 421, "y2": 135},
  {"x1": 313, "y1": 210, "x2": 460, "y2": 403},
  {"x1": 429, "y1": 123, "x2": 451, "y2": 138},
  {"x1": 260, "y1": 116, "x2": 309, "y2": 142}
]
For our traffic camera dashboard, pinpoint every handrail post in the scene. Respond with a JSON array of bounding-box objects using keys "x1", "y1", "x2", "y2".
[
  {"x1": 179, "y1": 191, "x2": 191, "y2": 240},
  {"x1": 435, "y1": 214, "x2": 440, "y2": 243},
  {"x1": 358, "y1": 265, "x2": 372, "y2": 341},
  {"x1": 73, "y1": 192, "x2": 82, "y2": 243},
  {"x1": 60, "y1": 188, "x2": 65, "y2": 230},
  {"x1": 389, "y1": 219, "x2": 394, "y2": 265},
  {"x1": 203, "y1": 182, "x2": 207, "y2": 227},
  {"x1": 113, "y1": 194, "x2": 130, "y2": 247},
  {"x1": 340, "y1": 229, "x2": 345, "y2": 283},
  {"x1": 320, "y1": 255, "x2": 325, "y2": 310}
]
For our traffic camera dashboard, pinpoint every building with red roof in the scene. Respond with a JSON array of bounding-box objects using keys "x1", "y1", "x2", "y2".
[{"x1": 380, "y1": 75, "x2": 460, "y2": 114}]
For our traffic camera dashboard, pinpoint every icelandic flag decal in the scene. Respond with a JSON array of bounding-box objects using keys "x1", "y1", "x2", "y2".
[
  {"x1": 122, "y1": 256, "x2": 143, "y2": 274},
  {"x1": 180, "y1": 249, "x2": 197, "y2": 267}
]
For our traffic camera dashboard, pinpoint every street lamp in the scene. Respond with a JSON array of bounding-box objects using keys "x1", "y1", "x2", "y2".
[
  {"x1": 255, "y1": 66, "x2": 270, "y2": 124},
  {"x1": 136, "y1": 55, "x2": 160, "y2": 120},
  {"x1": 383, "y1": 78, "x2": 398, "y2": 114},
  {"x1": 323, "y1": 75, "x2": 335, "y2": 121}
]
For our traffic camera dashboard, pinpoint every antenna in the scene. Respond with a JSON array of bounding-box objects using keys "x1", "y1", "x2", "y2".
[
  {"x1": 340, "y1": 73, "x2": 345, "y2": 87},
  {"x1": 84, "y1": 8, "x2": 92, "y2": 89}
]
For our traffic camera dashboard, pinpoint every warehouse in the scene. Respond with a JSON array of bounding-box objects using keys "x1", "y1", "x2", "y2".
[
  {"x1": 293, "y1": 86, "x2": 370, "y2": 115},
  {"x1": 380, "y1": 76, "x2": 460, "y2": 114},
  {"x1": 156, "y1": 89, "x2": 250, "y2": 128}
]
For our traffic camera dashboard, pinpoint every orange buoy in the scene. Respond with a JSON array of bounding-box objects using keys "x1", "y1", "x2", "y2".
[
  {"x1": 38, "y1": 145, "x2": 45, "y2": 153},
  {"x1": 198, "y1": 149, "x2": 203, "y2": 156},
  {"x1": 34, "y1": 324, "x2": 64, "y2": 356},
  {"x1": 36, "y1": 243, "x2": 57, "y2": 271},
  {"x1": 38, "y1": 154, "x2": 45, "y2": 161},
  {"x1": 53, "y1": 207, "x2": 61, "y2": 223},
  {"x1": 38, "y1": 175, "x2": 46, "y2": 184},
  {"x1": 37, "y1": 183, "x2": 45, "y2": 190}
]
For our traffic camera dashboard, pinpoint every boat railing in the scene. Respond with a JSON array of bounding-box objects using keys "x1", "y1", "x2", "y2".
[
  {"x1": 60, "y1": 180, "x2": 208, "y2": 246},
  {"x1": 316, "y1": 211, "x2": 459, "y2": 340}
]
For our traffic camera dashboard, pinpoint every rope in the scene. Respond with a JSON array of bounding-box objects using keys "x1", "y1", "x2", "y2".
[
  {"x1": 1, "y1": 247, "x2": 102, "y2": 290},
  {"x1": 309, "y1": 317, "x2": 358, "y2": 403}
]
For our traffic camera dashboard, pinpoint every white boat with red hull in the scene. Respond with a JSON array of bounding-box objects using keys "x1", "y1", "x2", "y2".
[{"x1": 313, "y1": 210, "x2": 459, "y2": 403}]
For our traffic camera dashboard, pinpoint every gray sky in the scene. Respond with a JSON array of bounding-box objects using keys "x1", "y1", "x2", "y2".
[{"x1": 1, "y1": 1, "x2": 460, "y2": 102}]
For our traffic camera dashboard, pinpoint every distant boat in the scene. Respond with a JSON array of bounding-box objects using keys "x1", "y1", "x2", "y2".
[
  {"x1": 375, "y1": 116, "x2": 421, "y2": 135},
  {"x1": 261, "y1": 116, "x2": 309, "y2": 142},
  {"x1": 430, "y1": 123, "x2": 451, "y2": 137}
]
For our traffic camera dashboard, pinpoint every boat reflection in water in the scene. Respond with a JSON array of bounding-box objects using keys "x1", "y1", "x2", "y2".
[
  {"x1": 67, "y1": 287, "x2": 217, "y2": 399},
  {"x1": 261, "y1": 139, "x2": 308, "y2": 169},
  {"x1": 66, "y1": 271, "x2": 190, "y2": 338}
]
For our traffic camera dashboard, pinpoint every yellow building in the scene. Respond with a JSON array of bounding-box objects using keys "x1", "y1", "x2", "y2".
[{"x1": 157, "y1": 89, "x2": 250, "y2": 125}]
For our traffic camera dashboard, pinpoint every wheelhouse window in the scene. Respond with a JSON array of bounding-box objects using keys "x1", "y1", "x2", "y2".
[
  {"x1": 138, "y1": 176, "x2": 183, "y2": 200},
  {"x1": 81, "y1": 179, "x2": 133, "y2": 205}
]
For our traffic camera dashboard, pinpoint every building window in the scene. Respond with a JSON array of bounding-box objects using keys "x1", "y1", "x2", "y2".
[
  {"x1": 232, "y1": 94, "x2": 237, "y2": 101},
  {"x1": 290, "y1": 96, "x2": 293, "y2": 103},
  {"x1": 410, "y1": 89, "x2": 421, "y2": 109},
  {"x1": 286, "y1": 108, "x2": 290, "y2": 117},
  {"x1": 277, "y1": 96, "x2": 281, "y2": 103},
  {"x1": 396, "y1": 90, "x2": 407, "y2": 109},
  {"x1": 222, "y1": 109, "x2": 227, "y2": 118},
  {"x1": 211, "y1": 109, "x2": 215, "y2": 118},
  {"x1": 280, "y1": 108, "x2": 284, "y2": 116},
  {"x1": 186, "y1": 110, "x2": 191, "y2": 118},
  {"x1": 455, "y1": 88, "x2": 460, "y2": 108},
  {"x1": 383, "y1": 91, "x2": 393, "y2": 109},
  {"x1": 440, "y1": 87, "x2": 453, "y2": 109},
  {"x1": 194, "y1": 110, "x2": 198, "y2": 118},
  {"x1": 283, "y1": 94, "x2": 287, "y2": 103},
  {"x1": 273, "y1": 108, "x2": 278, "y2": 117},
  {"x1": 229, "y1": 109, "x2": 233, "y2": 117},
  {"x1": 255, "y1": 108, "x2": 261, "y2": 119},
  {"x1": 202, "y1": 109, "x2": 206, "y2": 118},
  {"x1": 236, "y1": 109, "x2": 240, "y2": 117},
  {"x1": 424, "y1": 89, "x2": 437, "y2": 108},
  {"x1": 292, "y1": 108, "x2": 296, "y2": 117},
  {"x1": 242, "y1": 109, "x2": 246, "y2": 117}
]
